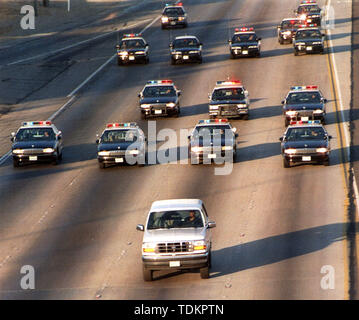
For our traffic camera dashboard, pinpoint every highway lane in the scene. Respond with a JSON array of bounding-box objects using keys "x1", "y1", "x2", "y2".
[{"x1": 0, "y1": 0, "x2": 350, "y2": 299}]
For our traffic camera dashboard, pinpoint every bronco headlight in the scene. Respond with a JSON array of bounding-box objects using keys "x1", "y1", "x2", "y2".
[
  {"x1": 313, "y1": 109, "x2": 324, "y2": 114},
  {"x1": 209, "y1": 105, "x2": 219, "y2": 110},
  {"x1": 316, "y1": 147, "x2": 328, "y2": 153},
  {"x1": 98, "y1": 151, "x2": 110, "y2": 156},
  {"x1": 284, "y1": 149, "x2": 297, "y2": 154},
  {"x1": 166, "y1": 102, "x2": 176, "y2": 108},
  {"x1": 12, "y1": 149, "x2": 24, "y2": 154},
  {"x1": 222, "y1": 146, "x2": 233, "y2": 151},
  {"x1": 142, "y1": 242, "x2": 156, "y2": 253},
  {"x1": 193, "y1": 240, "x2": 206, "y2": 251},
  {"x1": 161, "y1": 16, "x2": 169, "y2": 23},
  {"x1": 191, "y1": 146, "x2": 203, "y2": 153},
  {"x1": 237, "y1": 104, "x2": 247, "y2": 109},
  {"x1": 141, "y1": 104, "x2": 151, "y2": 109},
  {"x1": 43, "y1": 148, "x2": 55, "y2": 153},
  {"x1": 128, "y1": 149, "x2": 140, "y2": 155}
]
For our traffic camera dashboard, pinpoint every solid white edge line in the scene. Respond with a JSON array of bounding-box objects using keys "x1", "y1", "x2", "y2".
[
  {"x1": 326, "y1": 0, "x2": 359, "y2": 216},
  {"x1": 0, "y1": 151, "x2": 11, "y2": 166}
]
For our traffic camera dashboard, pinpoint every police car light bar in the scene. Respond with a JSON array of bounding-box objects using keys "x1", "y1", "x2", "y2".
[
  {"x1": 23, "y1": 121, "x2": 52, "y2": 126},
  {"x1": 290, "y1": 85, "x2": 318, "y2": 90},
  {"x1": 301, "y1": 0, "x2": 316, "y2": 4},
  {"x1": 177, "y1": 2, "x2": 183, "y2": 6},
  {"x1": 235, "y1": 27, "x2": 254, "y2": 32},
  {"x1": 216, "y1": 80, "x2": 241, "y2": 85},
  {"x1": 198, "y1": 119, "x2": 229, "y2": 124},
  {"x1": 290, "y1": 120, "x2": 321, "y2": 125},
  {"x1": 147, "y1": 80, "x2": 173, "y2": 84},
  {"x1": 106, "y1": 122, "x2": 137, "y2": 128},
  {"x1": 306, "y1": 24, "x2": 317, "y2": 27},
  {"x1": 123, "y1": 33, "x2": 142, "y2": 38}
]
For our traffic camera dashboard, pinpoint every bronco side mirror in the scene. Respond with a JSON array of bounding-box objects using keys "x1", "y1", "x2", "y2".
[{"x1": 136, "y1": 224, "x2": 144, "y2": 231}]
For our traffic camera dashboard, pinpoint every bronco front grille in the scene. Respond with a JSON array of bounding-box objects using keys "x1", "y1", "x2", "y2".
[{"x1": 156, "y1": 242, "x2": 191, "y2": 253}]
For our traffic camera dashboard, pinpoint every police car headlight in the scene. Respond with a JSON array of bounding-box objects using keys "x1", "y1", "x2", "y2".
[
  {"x1": 313, "y1": 109, "x2": 324, "y2": 114},
  {"x1": 248, "y1": 45, "x2": 258, "y2": 48},
  {"x1": 283, "y1": 31, "x2": 292, "y2": 35},
  {"x1": 284, "y1": 149, "x2": 297, "y2": 154},
  {"x1": 178, "y1": 16, "x2": 185, "y2": 21},
  {"x1": 189, "y1": 50, "x2": 200, "y2": 54},
  {"x1": 222, "y1": 146, "x2": 233, "y2": 151},
  {"x1": 12, "y1": 149, "x2": 24, "y2": 154},
  {"x1": 295, "y1": 42, "x2": 306, "y2": 46},
  {"x1": 316, "y1": 147, "x2": 328, "y2": 153},
  {"x1": 166, "y1": 102, "x2": 176, "y2": 108},
  {"x1": 161, "y1": 16, "x2": 169, "y2": 23},
  {"x1": 128, "y1": 149, "x2": 140, "y2": 155},
  {"x1": 172, "y1": 51, "x2": 182, "y2": 55},
  {"x1": 312, "y1": 42, "x2": 323, "y2": 45},
  {"x1": 237, "y1": 104, "x2": 247, "y2": 109},
  {"x1": 209, "y1": 105, "x2": 219, "y2": 110},
  {"x1": 142, "y1": 242, "x2": 156, "y2": 253},
  {"x1": 300, "y1": 14, "x2": 307, "y2": 20},
  {"x1": 119, "y1": 51, "x2": 128, "y2": 56},
  {"x1": 286, "y1": 111, "x2": 298, "y2": 116},
  {"x1": 191, "y1": 146, "x2": 203, "y2": 153},
  {"x1": 141, "y1": 104, "x2": 151, "y2": 109},
  {"x1": 98, "y1": 151, "x2": 110, "y2": 156},
  {"x1": 135, "y1": 51, "x2": 145, "y2": 54},
  {"x1": 43, "y1": 148, "x2": 55, "y2": 153}
]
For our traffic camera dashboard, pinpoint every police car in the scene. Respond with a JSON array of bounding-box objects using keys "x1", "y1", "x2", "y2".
[
  {"x1": 170, "y1": 35, "x2": 202, "y2": 64},
  {"x1": 282, "y1": 85, "x2": 327, "y2": 126},
  {"x1": 138, "y1": 80, "x2": 181, "y2": 119},
  {"x1": 228, "y1": 27, "x2": 261, "y2": 58},
  {"x1": 279, "y1": 120, "x2": 331, "y2": 167},
  {"x1": 116, "y1": 33, "x2": 149, "y2": 65},
  {"x1": 295, "y1": 0, "x2": 322, "y2": 26},
  {"x1": 277, "y1": 18, "x2": 305, "y2": 44},
  {"x1": 96, "y1": 122, "x2": 146, "y2": 168},
  {"x1": 10, "y1": 121, "x2": 63, "y2": 167},
  {"x1": 161, "y1": 2, "x2": 188, "y2": 29},
  {"x1": 188, "y1": 119, "x2": 238, "y2": 164},
  {"x1": 208, "y1": 80, "x2": 250, "y2": 119},
  {"x1": 293, "y1": 25, "x2": 325, "y2": 55}
]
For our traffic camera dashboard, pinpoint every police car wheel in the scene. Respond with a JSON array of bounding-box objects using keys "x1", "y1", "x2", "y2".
[
  {"x1": 143, "y1": 267, "x2": 153, "y2": 281},
  {"x1": 230, "y1": 53, "x2": 235, "y2": 59},
  {"x1": 323, "y1": 159, "x2": 330, "y2": 166},
  {"x1": 145, "y1": 57, "x2": 149, "y2": 64},
  {"x1": 141, "y1": 113, "x2": 147, "y2": 120},
  {"x1": 13, "y1": 160, "x2": 20, "y2": 168},
  {"x1": 256, "y1": 51, "x2": 261, "y2": 58},
  {"x1": 99, "y1": 162, "x2": 106, "y2": 169},
  {"x1": 242, "y1": 114, "x2": 249, "y2": 120},
  {"x1": 294, "y1": 50, "x2": 299, "y2": 56},
  {"x1": 283, "y1": 158, "x2": 290, "y2": 168},
  {"x1": 200, "y1": 266, "x2": 209, "y2": 279},
  {"x1": 117, "y1": 59, "x2": 122, "y2": 66},
  {"x1": 171, "y1": 58, "x2": 176, "y2": 65},
  {"x1": 198, "y1": 57, "x2": 202, "y2": 64},
  {"x1": 279, "y1": 38, "x2": 284, "y2": 45},
  {"x1": 284, "y1": 118, "x2": 290, "y2": 127}
]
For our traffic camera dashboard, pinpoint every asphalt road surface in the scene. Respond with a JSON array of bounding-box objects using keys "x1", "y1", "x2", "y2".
[{"x1": 0, "y1": 0, "x2": 355, "y2": 299}]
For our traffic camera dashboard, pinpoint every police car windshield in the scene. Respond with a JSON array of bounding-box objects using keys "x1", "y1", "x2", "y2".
[
  {"x1": 281, "y1": 20, "x2": 303, "y2": 29},
  {"x1": 286, "y1": 127, "x2": 326, "y2": 141},
  {"x1": 232, "y1": 33, "x2": 257, "y2": 43},
  {"x1": 119, "y1": 39, "x2": 145, "y2": 49},
  {"x1": 147, "y1": 210, "x2": 203, "y2": 229},
  {"x1": 287, "y1": 91, "x2": 321, "y2": 104},
  {"x1": 101, "y1": 129, "x2": 138, "y2": 143},
  {"x1": 296, "y1": 29, "x2": 321, "y2": 39},
  {"x1": 212, "y1": 88, "x2": 245, "y2": 100},
  {"x1": 298, "y1": 5, "x2": 320, "y2": 13},
  {"x1": 143, "y1": 86, "x2": 176, "y2": 97},
  {"x1": 173, "y1": 38, "x2": 199, "y2": 48},
  {"x1": 16, "y1": 128, "x2": 55, "y2": 141},
  {"x1": 192, "y1": 125, "x2": 232, "y2": 138},
  {"x1": 164, "y1": 7, "x2": 184, "y2": 15}
]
